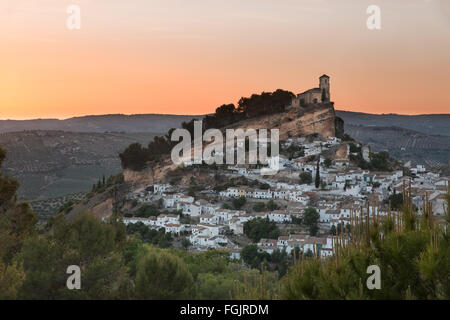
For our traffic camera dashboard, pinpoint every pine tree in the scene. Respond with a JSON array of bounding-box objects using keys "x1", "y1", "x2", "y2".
[{"x1": 282, "y1": 185, "x2": 450, "y2": 300}]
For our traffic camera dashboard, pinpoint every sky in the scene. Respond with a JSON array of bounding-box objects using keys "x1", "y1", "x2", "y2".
[{"x1": 1, "y1": 0, "x2": 449, "y2": 119}]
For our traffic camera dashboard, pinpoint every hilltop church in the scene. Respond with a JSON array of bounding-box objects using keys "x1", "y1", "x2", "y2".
[{"x1": 292, "y1": 74, "x2": 331, "y2": 107}]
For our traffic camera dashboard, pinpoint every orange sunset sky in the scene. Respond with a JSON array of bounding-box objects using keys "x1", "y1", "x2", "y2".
[{"x1": 1, "y1": 0, "x2": 449, "y2": 120}]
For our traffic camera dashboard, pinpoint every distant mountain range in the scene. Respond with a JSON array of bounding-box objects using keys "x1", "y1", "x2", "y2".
[
  {"x1": 0, "y1": 131, "x2": 157, "y2": 200},
  {"x1": 0, "y1": 110, "x2": 448, "y2": 201},
  {"x1": 335, "y1": 111, "x2": 450, "y2": 136},
  {"x1": 334, "y1": 111, "x2": 450, "y2": 167},
  {"x1": 344, "y1": 125, "x2": 450, "y2": 167},
  {"x1": 2, "y1": 111, "x2": 448, "y2": 136},
  {"x1": 0, "y1": 114, "x2": 202, "y2": 134}
]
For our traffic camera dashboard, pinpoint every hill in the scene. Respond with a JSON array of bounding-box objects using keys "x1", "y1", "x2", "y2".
[
  {"x1": 224, "y1": 103, "x2": 342, "y2": 140},
  {"x1": 119, "y1": 102, "x2": 343, "y2": 190},
  {"x1": 3, "y1": 111, "x2": 448, "y2": 136},
  {"x1": 0, "y1": 114, "x2": 202, "y2": 134},
  {"x1": 1, "y1": 109, "x2": 448, "y2": 201},
  {"x1": 344, "y1": 125, "x2": 450, "y2": 167},
  {"x1": 336, "y1": 111, "x2": 450, "y2": 136},
  {"x1": 0, "y1": 131, "x2": 157, "y2": 200}
]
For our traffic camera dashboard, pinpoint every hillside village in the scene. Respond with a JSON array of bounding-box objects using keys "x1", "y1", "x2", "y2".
[
  {"x1": 1, "y1": 75, "x2": 447, "y2": 302},
  {"x1": 115, "y1": 76, "x2": 449, "y2": 261},
  {"x1": 121, "y1": 139, "x2": 448, "y2": 259}
]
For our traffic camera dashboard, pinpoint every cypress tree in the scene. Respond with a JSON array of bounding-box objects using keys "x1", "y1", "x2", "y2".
[{"x1": 315, "y1": 160, "x2": 320, "y2": 188}]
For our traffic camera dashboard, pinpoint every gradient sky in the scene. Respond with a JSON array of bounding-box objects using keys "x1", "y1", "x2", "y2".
[{"x1": 1, "y1": 0, "x2": 449, "y2": 119}]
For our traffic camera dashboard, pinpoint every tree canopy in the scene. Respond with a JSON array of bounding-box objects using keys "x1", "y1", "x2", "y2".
[{"x1": 244, "y1": 217, "x2": 280, "y2": 242}]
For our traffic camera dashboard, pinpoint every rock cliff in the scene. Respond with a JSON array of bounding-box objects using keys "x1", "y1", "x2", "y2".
[{"x1": 225, "y1": 102, "x2": 342, "y2": 140}]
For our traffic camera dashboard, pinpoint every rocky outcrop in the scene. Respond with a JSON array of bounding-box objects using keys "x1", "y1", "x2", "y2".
[
  {"x1": 225, "y1": 102, "x2": 341, "y2": 140},
  {"x1": 122, "y1": 103, "x2": 342, "y2": 186},
  {"x1": 72, "y1": 102, "x2": 345, "y2": 219},
  {"x1": 123, "y1": 160, "x2": 178, "y2": 187},
  {"x1": 335, "y1": 116, "x2": 345, "y2": 139}
]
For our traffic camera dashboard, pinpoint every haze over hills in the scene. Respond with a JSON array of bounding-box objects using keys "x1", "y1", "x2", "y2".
[
  {"x1": 0, "y1": 110, "x2": 448, "y2": 203},
  {"x1": 335, "y1": 111, "x2": 450, "y2": 136},
  {"x1": 335, "y1": 111, "x2": 450, "y2": 167},
  {"x1": 344, "y1": 125, "x2": 450, "y2": 167},
  {"x1": 0, "y1": 131, "x2": 157, "y2": 200},
  {"x1": 2, "y1": 111, "x2": 448, "y2": 136},
  {"x1": 0, "y1": 114, "x2": 202, "y2": 134}
]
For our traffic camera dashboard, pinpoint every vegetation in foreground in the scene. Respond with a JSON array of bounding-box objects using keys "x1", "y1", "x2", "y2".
[
  {"x1": 0, "y1": 145, "x2": 449, "y2": 300},
  {"x1": 282, "y1": 186, "x2": 450, "y2": 300}
]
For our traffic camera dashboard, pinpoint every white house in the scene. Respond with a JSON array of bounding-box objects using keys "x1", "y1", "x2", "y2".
[
  {"x1": 123, "y1": 217, "x2": 156, "y2": 226},
  {"x1": 181, "y1": 202, "x2": 202, "y2": 217},
  {"x1": 200, "y1": 214, "x2": 218, "y2": 225},
  {"x1": 289, "y1": 191, "x2": 309, "y2": 205},
  {"x1": 165, "y1": 224, "x2": 184, "y2": 235},
  {"x1": 267, "y1": 210, "x2": 292, "y2": 223},
  {"x1": 154, "y1": 184, "x2": 172, "y2": 195},
  {"x1": 229, "y1": 218, "x2": 244, "y2": 235},
  {"x1": 157, "y1": 214, "x2": 180, "y2": 225},
  {"x1": 215, "y1": 209, "x2": 243, "y2": 224},
  {"x1": 252, "y1": 189, "x2": 273, "y2": 199}
]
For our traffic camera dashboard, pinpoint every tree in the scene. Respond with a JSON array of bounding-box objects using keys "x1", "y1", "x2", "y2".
[
  {"x1": 195, "y1": 272, "x2": 238, "y2": 300},
  {"x1": 336, "y1": 222, "x2": 350, "y2": 235},
  {"x1": 369, "y1": 151, "x2": 390, "y2": 171},
  {"x1": 181, "y1": 238, "x2": 191, "y2": 250},
  {"x1": 291, "y1": 216, "x2": 302, "y2": 225},
  {"x1": 119, "y1": 143, "x2": 149, "y2": 171},
  {"x1": 0, "y1": 146, "x2": 38, "y2": 265},
  {"x1": 303, "y1": 249, "x2": 314, "y2": 258},
  {"x1": 303, "y1": 207, "x2": 319, "y2": 236},
  {"x1": 0, "y1": 203, "x2": 37, "y2": 264},
  {"x1": 214, "y1": 104, "x2": 236, "y2": 126},
  {"x1": 260, "y1": 183, "x2": 271, "y2": 190},
  {"x1": 135, "y1": 248, "x2": 194, "y2": 299},
  {"x1": 324, "y1": 158, "x2": 332, "y2": 168},
  {"x1": 237, "y1": 90, "x2": 295, "y2": 118},
  {"x1": 0, "y1": 262, "x2": 24, "y2": 299},
  {"x1": 388, "y1": 192, "x2": 403, "y2": 210},
  {"x1": 342, "y1": 134, "x2": 354, "y2": 141},
  {"x1": 221, "y1": 203, "x2": 232, "y2": 210},
  {"x1": 0, "y1": 146, "x2": 37, "y2": 299},
  {"x1": 0, "y1": 147, "x2": 20, "y2": 213},
  {"x1": 126, "y1": 222, "x2": 172, "y2": 247},
  {"x1": 232, "y1": 196, "x2": 247, "y2": 210},
  {"x1": 315, "y1": 161, "x2": 320, "y2": 189},
  {"x1": 266, "y1": 200, "x2": 279, "y2": 211},
  {"x1": 329, "y1": 225, "x2": 336, "y2": 235},
  {"x1": 19, "y1": 213, "x2": 129, "y2": 299},
  {"x1": 282, "y1": 194, "x2": 450, "y2": 300},
  {"x1": 240, "y1": 244, "x2": 269, "y2": 269},
  {"x1": 253, "y1": 202, "x2": 266, "y2": 212},
  {"x1": 135, "y1": 204, "x2": 159, "y2": 218},
  {"x1": 309, "y1": 224, "x2": 319, "y2": 236},
  {"x1": 244, "y1": 218, "x2": 280, "y2": 242},
  {"x1": 299, "y1": 172, "x2": 312, "y2": 184}
]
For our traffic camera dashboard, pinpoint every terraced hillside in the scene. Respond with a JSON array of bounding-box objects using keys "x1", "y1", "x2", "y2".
[
  {"x1": 0, "y1": 114, "x2": 202, "y2": 133},
  {"x1": 344, "y1": 125, "x2": 450, "y2": 167},
  {"x1": 0, "y1": 131, "x2": 157, "y2": 200},
  {"x1": 336, "y1": 111, "x2": 450, "y2": 136}
]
